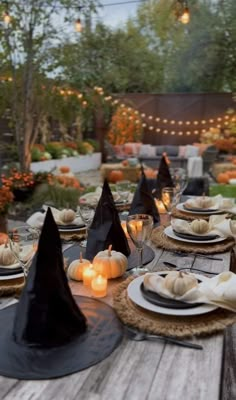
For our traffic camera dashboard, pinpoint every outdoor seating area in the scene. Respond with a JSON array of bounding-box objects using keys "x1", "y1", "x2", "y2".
[{"x1": 1, "y1": 0, "x2": 236, "y2": 399}]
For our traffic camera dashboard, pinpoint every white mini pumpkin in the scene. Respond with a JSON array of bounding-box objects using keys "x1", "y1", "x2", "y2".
[
  {"x1": 0, "y1": 242, "x2": 17, "y2": 266},
  {"x1": 191, "y1": 219, "x2": 209, "y2": 234},
  {"x1": 59, "y1": 209, "x2": 76, "y2": 224},
  {"x1": 68, "y1": 254, "x2": 90, "y2": 281},
  {"x1": 93, "y1": 245, "x2": 128, "y2": 279},
  {"x1": 164, "y1": 271, "x2": 198, "y2": 296},
  {"x1": 196, "y1": 197, "x2": 213, "y2": 209}
]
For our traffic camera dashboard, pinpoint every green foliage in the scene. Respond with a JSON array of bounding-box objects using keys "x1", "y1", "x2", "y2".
[
  {"x1": 86, "y1": 138, "x2": 100, "y2": 152},
  {"x1": 45, "y1": 143, "x2": 63, "y2": 159},
  {"x1": 77, "y1": 141, "x2": 94, "y2": 155},
  {"x1": 32, "y1": 182, "x2": 80, "y2": 210}
]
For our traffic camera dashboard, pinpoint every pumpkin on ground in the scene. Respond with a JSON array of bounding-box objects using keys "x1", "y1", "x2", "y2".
[
  {"x1": 217, "y1": 172, "x2": 229, "y2": 184},
  {"x1": 93, "y1": 245, "x2": 128, "y2": 279},
  {"x1": 108, "y1": 170, "x2": 124, "y2": 183}
]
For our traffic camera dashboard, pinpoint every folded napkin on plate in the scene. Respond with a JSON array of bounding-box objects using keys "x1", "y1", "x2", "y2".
[
  {"x1": 26, "y1": 205, "x2": 83, "y2": 228},
  {"x1": 129, "y1": 169, "x2": 160, "y2": 224},
  {"x1": 155, "y1": 155, "x2": 174, "y2": 200},
  {"x1": 79, "y1": 187, "x2": 102, "y2": 205},
  {"x1": 85, "y1": 179, "x2": 130, "y2": 261},
  {"x1": 144, "y1": 271, "x2": 236, "y2": 312},
  {"x1": 184, "y1": 195, "x2": 236, "y2": 212},
  {"x1": 172, "y1": 215, "x2": 236, "y2": 239}
]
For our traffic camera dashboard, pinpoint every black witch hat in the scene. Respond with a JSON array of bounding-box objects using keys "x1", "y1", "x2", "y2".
[
  {"x1": 129, "y1": 168, "x2": 160, "y2": 224},
  {"x1": 0, "y1": 208, "x2": 122, "y2": 379},
  {"x1": 85, "y1": 179, "x2": 131, "y2": 260},
  {"x1": 155, "y1": 155, "x2": 174, "y2": 199},
  {"x1": 13, "y1": 208, "x2": 87, "y2": 347}
]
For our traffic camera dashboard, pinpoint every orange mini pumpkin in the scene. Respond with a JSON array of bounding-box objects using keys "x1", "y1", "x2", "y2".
[
  {"x1": 59, "y1": 166, "x2": 70, "y2": 174},
  {"x1": 217, "y1": 172, "x2": 229, "y2": 184},
  {"x1": 108, "y1": 170, "x2": 124, "y2": 183}
]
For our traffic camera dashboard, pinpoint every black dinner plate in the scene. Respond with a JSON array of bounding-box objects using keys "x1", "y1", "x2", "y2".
[
  {"x1": 0, "y1": 266, "x2": 23, "y2": 276},
  {"x1": 183, "y1": 204, "x2": 219, "y2": 213},
  {"x1": 173, "y1": 230, "x2": 220, "y2": 241},
  {"x1": 63, "y1": 240, "x2": 155, "y2": 272},
  {"x1": 140, "y1": 273, "x2": 202, "y2": 309},
  {"x1": 57, "y1": 223, "x2": 85, "y2": 231}
]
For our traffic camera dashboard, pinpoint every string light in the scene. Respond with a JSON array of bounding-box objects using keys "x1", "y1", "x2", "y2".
[{"x1": 3, "y1": 11, "x2": 11, "y2": 24}]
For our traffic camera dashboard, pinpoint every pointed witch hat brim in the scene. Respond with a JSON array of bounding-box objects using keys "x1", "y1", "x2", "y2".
[{"x1": 0, "y1": 209, "x2": 122, "y2": 380}]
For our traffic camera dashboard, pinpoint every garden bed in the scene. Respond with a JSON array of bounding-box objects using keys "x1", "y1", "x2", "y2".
[{"x1": 31, "y1": 152, "x2": 102, "y2": 174}]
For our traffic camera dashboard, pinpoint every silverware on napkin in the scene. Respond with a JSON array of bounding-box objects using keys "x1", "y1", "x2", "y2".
[
  {"x1": 163, "y1": 261, "x2": 218, "y2": 275},
  {"x1": 170, "y1": 251, "x2": 223, "y2": 261},
  {"x1": 124, "y1": 327, "x2": 203, "y2": 350}
]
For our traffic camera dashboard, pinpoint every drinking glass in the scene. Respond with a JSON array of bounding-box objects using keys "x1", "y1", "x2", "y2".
[
  {"x1": 170, "y1": 168, "x2": 188, "y2": 203},
  {"x1": 126, "y1": 214, "x2": 153, "y2": 274},
  {"x1": 9, "y1": 225, "x2": 39, "y2": 279},
  {"x1": 77, "y1": 203, "x2": 95, "y2": 247},
  {"x1": 116, "y1": 180, "x2": 131, "y2": 203},
  {"x1": 161, "y1": 187, "x2": 176, "y2": 214}
]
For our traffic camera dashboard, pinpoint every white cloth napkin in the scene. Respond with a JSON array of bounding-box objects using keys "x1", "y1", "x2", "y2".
[
  {"x1": 26, "y1": 206, "x2": 83, "y2": 229},
  {"x1": 144, "y1": 271, "x2": 236, "y2": 312},
  {"x1": 172, "y1": 215, "x2": 236, "y2": 239}
]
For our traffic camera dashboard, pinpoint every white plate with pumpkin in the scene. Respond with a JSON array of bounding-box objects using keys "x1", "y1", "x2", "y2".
[
  {"x1": 177, "y1": 203, "x2": 221, "y2": 215},
  {"x1": 127, "y1": 273, "x2": 217, "y2": 316},
  {"x1": 164, "y1": 226, "x2": 225, "y2": 244}
]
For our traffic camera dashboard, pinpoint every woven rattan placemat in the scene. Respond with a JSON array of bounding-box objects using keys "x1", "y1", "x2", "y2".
[
  {"x1": 113, "y1": 277, "x2": 236, "y2": 338},
  {"x1": 151, "y1": 226, "x2": 235, "y2": 254},
  {"x1": 171, "y1": 207, "x2": 212, "y2": 221},
  {"x1": 0, "y1": 277, "x2": 24, "y2": 297}
]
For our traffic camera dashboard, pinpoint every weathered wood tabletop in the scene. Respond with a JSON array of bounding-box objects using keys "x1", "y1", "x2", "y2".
[{"x1": 0, "y1": 244, "x2": 235, "y2": 400}]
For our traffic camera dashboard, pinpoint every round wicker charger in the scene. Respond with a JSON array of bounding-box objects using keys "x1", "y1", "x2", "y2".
[
  {"x1": 171, "y1": 206, "x2": 232, "y2": 222},
  {"x1": 113, "y1": 277, "x2": 236, "y2": 338},
  {"x1": 151, "y1": 226, "x2": 235, "y2": 254},
  {"x1": 0, "y1": 277, "x2": 24, "y2": 297}
]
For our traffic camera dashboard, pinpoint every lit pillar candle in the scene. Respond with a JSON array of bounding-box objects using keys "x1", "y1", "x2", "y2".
[
  {"x1": 121, "y1": 221, "x2": 129, "y2": 237},
  {"x1": 82, "y1": 264, "x2": 96, "y2": 287},
  {"x1": 155, "y1": 199, "x2": 166, "y2": 214},
  {"x1": 91, "y1": 274, "x2": 108, "y2": 298}
]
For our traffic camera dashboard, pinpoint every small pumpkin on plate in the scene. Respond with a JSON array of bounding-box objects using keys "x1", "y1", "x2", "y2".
[
  {"x1": 59, "y1": 209, "x2": 76, "y2": 224},
  {"x1": 93, "y1": 244, "x2": 128, "y2": 279},
  {"x1": 67, "y1": 253, "x2": 90, "y2": 281},
  {"x1": 0, "y1": 242, "x2": 17, "y2": 266},
  {"x1": 191, "y1": 219, "x2": 209, "y2": 234},
  {"x1": 164, "y1": 271, "x2": 198, "y2": 296}
]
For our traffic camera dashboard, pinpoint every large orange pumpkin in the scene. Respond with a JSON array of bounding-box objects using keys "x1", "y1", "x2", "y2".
[
  {"x1": 108, "y1": 170, "x2": 124, "y2": 183},
  {"x1": 144, "y1": 168, "x2": 157, "y2": 179},
  {"x1": 217, "y1": 172, "x2": 229, "y2": 184},
  {"x1": 227, "y1": 170, "x2": 236, "y2": 179}
]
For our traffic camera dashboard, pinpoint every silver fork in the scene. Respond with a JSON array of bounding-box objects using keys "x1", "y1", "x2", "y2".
[{"x1": 125, "y1": 327, "x2": 203, "y2": 350}]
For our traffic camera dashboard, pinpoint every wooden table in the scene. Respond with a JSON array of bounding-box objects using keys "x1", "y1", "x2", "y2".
[{"x1": 0, "y1": 246, "x2": 235, "y2": 399}]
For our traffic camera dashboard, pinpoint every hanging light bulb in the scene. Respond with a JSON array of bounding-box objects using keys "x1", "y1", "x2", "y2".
[
  {"x1": 3, "y1": 11, "x2": 11, "y2": 25},
  {"x1": 179, "y1": 2, "x2": 190, "y2": 24},
  {"x1": 75, "y1": 17, "x2": 82, "y2": 32}
]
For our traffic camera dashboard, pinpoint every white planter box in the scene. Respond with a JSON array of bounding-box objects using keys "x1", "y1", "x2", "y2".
[{"x1": 31, "y1": 152, "x2": 102, "y2": 174}]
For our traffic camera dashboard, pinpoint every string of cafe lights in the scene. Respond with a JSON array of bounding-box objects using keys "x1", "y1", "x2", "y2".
[
  {"x1": 0, "y1": 77, "x2": 235, "y2": 137},
  {"x1": 1, "y1": 0, "x2": 190, "y2": 30}
]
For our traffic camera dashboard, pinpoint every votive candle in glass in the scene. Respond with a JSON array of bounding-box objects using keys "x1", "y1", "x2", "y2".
[
  {"x1": 83, "y1": 264, "x2": 96, "y2": 287},
  {"x1": 91, "y1": 274, "x2": 108, "y2": 298}
]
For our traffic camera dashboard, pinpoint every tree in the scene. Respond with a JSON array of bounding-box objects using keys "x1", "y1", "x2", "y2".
[
  {"x1": 53, "y1": 21, "x2": 164, "y2": 93},
  {"x1": 0, "y1": 0, "x2": 98, "y2": 171}
]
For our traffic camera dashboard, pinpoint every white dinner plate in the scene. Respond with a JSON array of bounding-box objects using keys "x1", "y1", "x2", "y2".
[
  {"x1": 164, "y1": 226, "x2": 225, "y2": 244},
  {"x1": 127, "y1": 273, "x2": 217, "y2": 316},
  {"x1": 177, "y1": 203, "x2": 222, "y2": 215},
  {"x1": 0, "y1": 272, "x2": 24, "y2": 280},
  {"x1": 57, "y1": 225, "x2": 86, "y2": 233}
]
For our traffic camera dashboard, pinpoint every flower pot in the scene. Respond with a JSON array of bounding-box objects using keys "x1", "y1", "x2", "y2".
[{"x1": 13, "y1": 187, "x2": 35, "y2": 202}]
